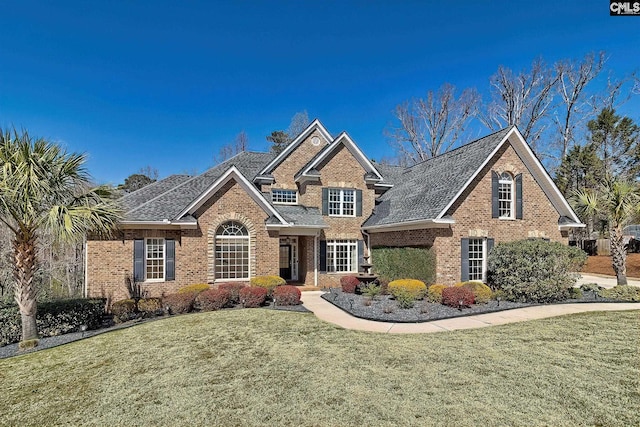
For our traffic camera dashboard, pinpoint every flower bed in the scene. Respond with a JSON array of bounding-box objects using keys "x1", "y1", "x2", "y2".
[{"x1": 321, "y1": 288, "x2": 624, "y2": 323}]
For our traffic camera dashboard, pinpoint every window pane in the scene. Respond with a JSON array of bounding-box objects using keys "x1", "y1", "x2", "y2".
[
  {"x1": 272, "y1": 189, "x2": 297, "y2": 204},
  {"x1": 215, "y1": 222, "x2": 250, "y2": 280},
  {"x1": 498, "y1": 174, "x2": 513, "y2": 218},
  {"x1": 145, "y1": 238, "x2": 165, "y2": 280},
  {"x1": 468, "y1": 238, "x2": 484, "y2": 282},
  {"x1": 326, "y1": 240, "x2": 357, "y2": 273}
]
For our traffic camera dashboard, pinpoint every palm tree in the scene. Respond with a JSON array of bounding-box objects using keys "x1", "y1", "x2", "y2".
[
  {"x1": 572, "y1": 177, "x2": 640, "y2": 286},
  {"x1": 0, "y1": 128, "x2": 121, "y2": 345}
]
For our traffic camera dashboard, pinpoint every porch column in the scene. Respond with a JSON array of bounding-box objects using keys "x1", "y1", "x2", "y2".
[{"x1": 314, "y1": 232, "x2": 319, "y2": 287}]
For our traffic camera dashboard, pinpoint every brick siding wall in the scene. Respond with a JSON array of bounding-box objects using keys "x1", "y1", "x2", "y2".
[{"x1": 370, "y1": 142, "x2": 568, "y2": 284}]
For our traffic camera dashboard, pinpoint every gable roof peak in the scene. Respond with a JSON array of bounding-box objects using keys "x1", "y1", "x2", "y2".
[{"x1": 255, "y1": 118, "x2": 333, "y2": 179}]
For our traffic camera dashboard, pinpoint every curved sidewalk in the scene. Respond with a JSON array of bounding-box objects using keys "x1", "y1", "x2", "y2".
[{"x1": 301, "y1": 291, "x2": 640, "y2": 334}]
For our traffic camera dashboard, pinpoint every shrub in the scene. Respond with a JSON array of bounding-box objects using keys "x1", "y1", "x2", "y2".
[
  {"x1": 426, "y1": 284, "x2": 447, "y2": 303},
  {"x1": 340, "y1": 276, "x2": 360, "y2": 293},
  {"x1": 137, "y1": 298, "x2": 163, "y2": 317},
  {"x1": 273, "y1": 285, "x2": 302, "y2": 306},
  {"x1": 393, "y1": 287, "x2": 417, "y2": 309},
  {"x1": 240, "y1": 286, "x2": 268, "y2": 308},
  {"x1": 111, "y1": 299, "x2": 138, "y2": 322},
  {"x1": 388, "y1": 279, "x2": 427, "y2": 301},
  {"x1": 217, "y1": 282, "x2": 246, "y2": 304},
  {"x1": 177, "y1": 284, "x2": 210, "y2": 294},
  {"x1": 455, "y1": 281, "x2": 492, "y2": 304},
  {"x1": 196, "y1": 289, "x2": 232, "y2": 311},
  {"x1": 442, "y1": 286, "x2": 475, "y2": 308},
  {"x1": 580, "y1": 283, "x2": 603, "y2": 293},
  {"x1": 487, "y1": 239, "x2": 587, "y2": 303},
  {"x1": 361, "y1": 283, "x2": 382, "y2": 299},
  {"x1": 250, "y1": 276, "x2": 286, "y2": 294},
  {"x1": 0, "y1": 298, "x2": 106, "y2": 347},
  {"x1": 599, "y1": 286, "x2": 640, "y2": 301},
  {"x1": 163, "y1": 292, "x2": 197, "y2": 314},
  {"x1": 372, "y1": 247, "x2": 436, "y2": 284},
  {"x1": 568, "y1": 287, "x2": 583, "y2": 299}
]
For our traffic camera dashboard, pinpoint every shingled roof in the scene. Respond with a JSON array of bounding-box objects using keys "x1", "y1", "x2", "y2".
[
  {"x1": 124, "y1": 151, "x2": 275, "y2": 221},
  {"x1": 363, "y1": 127, "x2": 514, "y2": 228}
]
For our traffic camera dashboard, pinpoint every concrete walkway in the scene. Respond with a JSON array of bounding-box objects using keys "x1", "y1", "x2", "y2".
[{"x1": 301, "y1": 290, "x2": 640, "y2": 334}]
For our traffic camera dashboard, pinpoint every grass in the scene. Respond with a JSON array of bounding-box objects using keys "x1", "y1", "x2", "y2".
[{"x1": 1, "y1": 310, "x2": 639, "y2": 427}]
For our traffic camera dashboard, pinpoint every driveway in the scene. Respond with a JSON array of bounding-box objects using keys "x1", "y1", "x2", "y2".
[{"x1": 577, "y1": 273, "x2": 640, "y2": 289}]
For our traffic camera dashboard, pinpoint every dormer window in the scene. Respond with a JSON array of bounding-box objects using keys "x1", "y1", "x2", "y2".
[
  {"x1": 272, "y1": 189, "x2": 297, "y2": 205},
  {"x1": 498, "y1": 173, "x2": 514, "y2": 219}
]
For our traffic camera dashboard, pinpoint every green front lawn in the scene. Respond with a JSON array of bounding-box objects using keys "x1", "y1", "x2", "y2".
[{"x1": 1, "y1": 310, "x2": 639, "y2": 426}]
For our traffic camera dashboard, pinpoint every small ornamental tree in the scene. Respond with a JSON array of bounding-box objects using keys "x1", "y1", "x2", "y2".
[
  {"x1": 0, "y1": 128, "x2": 121, "y2": 345},
  {"x1": 487, "y1": 239, "x2": 587, "y2": 302}
]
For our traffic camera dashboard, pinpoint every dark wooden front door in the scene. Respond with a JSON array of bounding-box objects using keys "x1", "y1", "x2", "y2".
[{"x1": 279, "y1": 244, "x2": 292, "y2": 280}]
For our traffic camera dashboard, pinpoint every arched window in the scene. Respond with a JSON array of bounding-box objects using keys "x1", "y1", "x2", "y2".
[
  {"x1": 215, "y1": 221, "x2": 249, "y2": 280},
  {"x1": 498, "y1": 172, "x2": 514, "y2": 218}
]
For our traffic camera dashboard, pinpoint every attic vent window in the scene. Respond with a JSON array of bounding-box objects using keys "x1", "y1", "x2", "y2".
[{"x1": 311, "y1": 136, "x2": 320, "y2": 146}]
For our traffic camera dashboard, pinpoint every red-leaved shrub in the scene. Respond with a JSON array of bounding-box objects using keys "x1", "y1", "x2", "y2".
[
  {"x1": 273, "y1": 285, "x2": 302, "y2": 306},
  {"x1": 340, "y1": 276, "x2": 360, "y2": 293},
  {"x1": 196, "y1": 289, "x2": 232, "y2": 311},
  {"x1": 239, "y1": 286, "x2": 267, "y2": 308},
  {"x1": 217, "y1": 282, "x2": 246, "y2": 304},
  {"x1": 163, "y1": 292, "x2": 197, "y2": 314},
  {"x1": 441, "y1": 286, "x2": 475, "y2": 308}
]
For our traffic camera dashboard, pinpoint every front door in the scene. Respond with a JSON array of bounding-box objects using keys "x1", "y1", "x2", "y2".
[{"x1": 279, "y1": 244, "x2": 292, "y2": 280}]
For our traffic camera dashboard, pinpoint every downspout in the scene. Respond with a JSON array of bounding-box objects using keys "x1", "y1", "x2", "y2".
[
  {"x1": 314, "y1": 232, "x2": 319, "y2": 287},
  {"x1": 361, "y1": 229, "x2": 371, "y2": 259}
]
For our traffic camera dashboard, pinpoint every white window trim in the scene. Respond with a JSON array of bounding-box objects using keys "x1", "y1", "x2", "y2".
[
  {"x1": 328, "y1": 188, "x2": 356, "y2": 217},
  {"x1": 498, "y1": 173, "x2": 515, "y2": 220},
  {"x1": 271, "y1": 189, "x2": 298, "y2": 205},
  {"x1": 468, "y1": 238, "x2": 487, "y2": 283},
  {"x1": 214, "y1": 222, "x2": 251, "y2": 281},
  {"x1": 326, "y1": 239, "x2": 358, "y2": 273},
  {"x1": 145, "y1": 237, "x2": 165, "y2": 282}
]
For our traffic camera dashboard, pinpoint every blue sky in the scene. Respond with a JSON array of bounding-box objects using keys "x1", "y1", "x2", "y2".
[{"x1": 0, "y1": 1, "x2": 638, "y2": 185}]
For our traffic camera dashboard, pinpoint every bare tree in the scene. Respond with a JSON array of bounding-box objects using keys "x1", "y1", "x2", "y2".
[
  {"x1": 214, "y1": 131, "x2": 248, "y2": 164},
  {"x1": 286, "y1": 111, "x2": 310, "y2": 140},
  {"x1": 481, "y1": 58, "x2": 559, "y2": 150},
  {"x1": 553, "y1": 52, "x2": 606, "y2": 160},
  {"x1": 388, "y1": 83, "x2": 480, "y2": 164}
]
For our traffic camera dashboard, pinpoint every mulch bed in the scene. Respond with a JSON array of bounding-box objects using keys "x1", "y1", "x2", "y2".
[{"x1": 322, "y1": 289, "x2": 621, "y2": 323}]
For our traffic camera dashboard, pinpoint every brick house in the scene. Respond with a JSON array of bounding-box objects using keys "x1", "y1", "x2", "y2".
[{"x1": 86, "y1": 120, "x2": 584, "y2": 301}]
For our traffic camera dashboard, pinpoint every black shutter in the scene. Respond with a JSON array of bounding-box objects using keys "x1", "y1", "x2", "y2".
[
  {"x1": 515, "y1": 173, "x2": 523, "y2": 219},
  {"x1": 133, "y1": 239, "x2": 144, "y2": 282},
  {"x1": 487, "y1": 238, "x2": 495, "y2": 255},
  {"x1": 319, "y1": 240, "x2": 327, "y2": 273},
  {"x1": 165, "y1": 239, "x2": 175, "y2": 281},
  {"x1": 356, "y1": 189, "x2": 363, "y2": 217},
  {"x1": 357, "y1": 240, "x2": 364, "y2": 273},
  {"x1": 491, "y1": 171, "x2": 499, "y2": 218},
  {"x1": 322, "y1": 188, "x2": 329, "y2": 215},
  {"x1": 460, "y1": 238, "x2": 469, "y2": 282}
]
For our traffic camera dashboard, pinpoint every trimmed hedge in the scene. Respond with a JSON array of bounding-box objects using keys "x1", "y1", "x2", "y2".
[
  {"x1": 426, "y1": 284, "x2": 447, "y2": 303},
  {"x1": 455, "y1": 281, "x2": 492, "y2": 304},
  {"x1": 273, "y1": 285, "x2": 301, "y2": 306},
  {"x1": 196, "y1": 289, "x2": 232, "y2": 311},
  {"x1": 488, "y1": 239, "x2": 587, "y2": 303},
  {"x1": 240, "y1": 287, "x2": 268, "y2": 308},
  {"x1": 442, "y1": 287, "x2": 475, "y2": 308},
  {"x1": 340, "y1": 276, "x2": 360, "y2": 293},
  {"x1": 111, "y1": 299, "x2": 138, "y2": 323},
  {"x1": 372, "y1": 247, "x2": 436, "y2": 285},
  {"x1": 163, "y1": 292, "x2": 197, "y2": 314},
  {"x1": 599, "y1": 285, "x2": 640, "y2": 301},
  {"x1": 250, "y1": 276, "x2": 286, "y2": 294},
  {"x1": 388, "y1": 279, "x2": 427, "y2": 301},
  {"x1": 217, "y1": 282, "x2": 246, "y2": 304},
  {"x1": 0, "y1": 298, "x2": 105, "y2": 347},
  {"x1": 137, "y1": 298, "x2": 163, "y2": 316}
]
